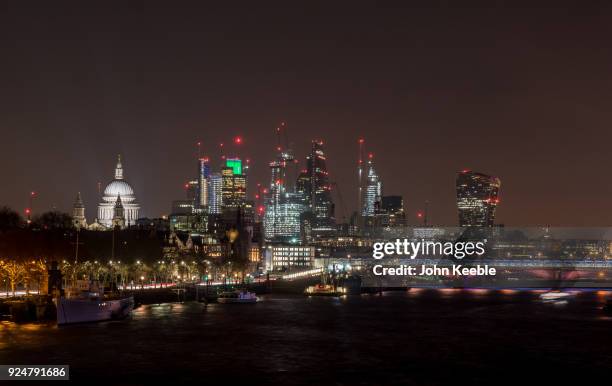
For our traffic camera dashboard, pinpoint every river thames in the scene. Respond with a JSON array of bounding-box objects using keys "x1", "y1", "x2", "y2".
[{"x1": 2, "y1": 289, "x2": 611, "y2": 385}]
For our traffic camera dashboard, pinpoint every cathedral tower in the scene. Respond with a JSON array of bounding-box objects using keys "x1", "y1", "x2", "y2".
[
  {"x1": 72, "y1": 192, "x2": 87, "y2": 229},
  {"x1": 112, "y1": 194, "x2": 126, "y2": 229}
]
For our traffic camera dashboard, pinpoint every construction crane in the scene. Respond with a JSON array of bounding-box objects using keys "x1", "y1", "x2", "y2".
[
  {"x1": 275, "y1": 121, "x2": 297, "y2": 192},
  {"x1": 358, "y1": 138, "x2": 365, "y2": 216},
  {"x1": 275, "y1": 121, "x2": 290, "y2": 153}
]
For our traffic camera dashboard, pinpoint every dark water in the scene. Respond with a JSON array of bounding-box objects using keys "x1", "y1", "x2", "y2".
[{"x1": 2, "y1": 289, "x2": 612, "y2": 385}]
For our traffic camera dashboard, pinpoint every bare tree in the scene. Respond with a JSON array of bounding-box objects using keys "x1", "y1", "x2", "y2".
[{"x1": 2, "y1": 259, "x2": 27, "y2": 296}]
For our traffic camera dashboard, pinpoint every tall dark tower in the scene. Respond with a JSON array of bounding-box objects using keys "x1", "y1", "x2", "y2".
[
  {"x1": 456, "y1": 170, "x2": 501, "y2": 227},
  {"x1": 303, "y1": 140, "x2": 336, "y2": 236},
  {"x1": 197, "y1": 157, "x2": 211, "y2": 210},
  {"x1": 112, "y1": 194, "x2": 126, "y2": 229},
  {"x1": 72, "y1": 192, "x2": 87, "y2": 229},
  {"x1": 361, "y1": 153, "x2": 381, "y2": 217}
]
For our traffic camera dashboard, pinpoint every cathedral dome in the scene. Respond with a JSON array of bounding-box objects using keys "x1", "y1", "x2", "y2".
[
  {"x1": 101, "y1": 155, "x2": 137, "y2": 203},
  {"x1": 98, "y1": 155, "x2": 141, "y2": 227},
  {"x1": 103, "y1": 180, "x2": 135, "y2": 202}
]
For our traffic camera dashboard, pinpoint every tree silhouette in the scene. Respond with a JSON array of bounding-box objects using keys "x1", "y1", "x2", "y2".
[
  {"x1": 33, "y1": 211, "x2": 73, "y2": 230},
  {"x1": 0, "y1": 206, "x2": 22, "y2": 231}
]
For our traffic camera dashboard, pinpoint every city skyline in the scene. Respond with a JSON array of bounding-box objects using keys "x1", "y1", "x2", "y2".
[
  {"x1": 2, "y1": 4, "x2": 612, "y2": 386},
  {"x1": 3, "y1": 2, "x2": 612, "y2": 226},
  {"x1": 0, "y1": 129, "x2": 605, "y2": 227}
]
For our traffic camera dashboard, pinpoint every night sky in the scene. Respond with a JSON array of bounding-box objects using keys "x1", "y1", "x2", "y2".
[{"x1": 1, "y1": 1, "x2": 612, "y2": 226}]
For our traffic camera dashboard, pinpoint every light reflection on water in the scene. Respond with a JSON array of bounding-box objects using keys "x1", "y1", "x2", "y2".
[{"x1": 1, "y1": 288, "x2": 610, "y2": 384}]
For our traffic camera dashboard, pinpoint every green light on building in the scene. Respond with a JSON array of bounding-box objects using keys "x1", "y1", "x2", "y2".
[{"x1": 226, "y1": 158, "x2": 242, "y2": 175}]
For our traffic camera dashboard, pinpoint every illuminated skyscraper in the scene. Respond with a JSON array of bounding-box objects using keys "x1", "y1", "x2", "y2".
[
  {"x1": 301, "y1": 140, "x2": 335, "y2": 236},
  {"x1": 264, "y1": 159, "x2": 284, "y2": 240},
  {"x1": 361, "y1": 154, "x2": 382, "y2": 217},
  {"x1": 264, "y1": 142, "x2": 302, "y2": 241},
  {"x1": 456, "y1": 170, "x2": 501, "y2": 227},
  {"x1": 221, "y1": 159, "x2": 247, "y2": 210},
  {"x1": 208, "y1": 173, "x2": 222, "y2": 214},
  {"x1": 264, "y1": 191, "x2": 304, "y2": 242},
  {"x1": 225, "y1": 157, "x2": 242, "y2": 175},
  {"x1": 197, "y1": 157, "x2": 211, "y2": 209},
  {"x1": 278, "y1": 193, "x2": 304, "y2": 241}
]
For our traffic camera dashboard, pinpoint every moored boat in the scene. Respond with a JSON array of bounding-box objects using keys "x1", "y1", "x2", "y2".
[
  {"x1": 217, "y1": 290, "x2": 258, "y2": 304},
  {"x1": 539, "y1": 291, "x2": 572, "y2": 301},
  {"x1": 304, "y1": 284, "x2": 346, "y2": 297},
  {"x1": 56, "y1": 292, "x2": 134, "y2": 325}
]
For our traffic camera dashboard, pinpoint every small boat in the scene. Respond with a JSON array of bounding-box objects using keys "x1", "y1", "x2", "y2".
[
  {"x1": 539, "y1": 291, "x2": 574, "y2": 305},
  {"x1": 56, "y1": 291, "x2": 134, "y2": 325},
  {"x1": 304, "y1": 284, "x2": 346, "y2": 297},
  {"x1": 217, "y1": 290, "x2": 258, "y2": 304}
]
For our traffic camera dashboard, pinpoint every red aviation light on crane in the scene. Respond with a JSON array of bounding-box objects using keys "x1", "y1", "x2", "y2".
[
  {"x1": 276, "y1": 127, "x2": 282, "y2": 151},
  {"x1": 234, "y1": 136, "x2": 243, "y2": 145}
]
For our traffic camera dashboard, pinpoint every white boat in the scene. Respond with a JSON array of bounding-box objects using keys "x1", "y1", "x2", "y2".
[
  {"x1": 539, "y1": 291, "x2": 574, "y2": 305},
  {"x1": 56, "y1": 292, "x2": 134, "y2": 325},
  {"x1": 217, "y1": 290, "x2": 258, "y2": 304}
]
